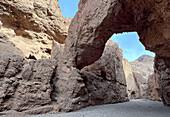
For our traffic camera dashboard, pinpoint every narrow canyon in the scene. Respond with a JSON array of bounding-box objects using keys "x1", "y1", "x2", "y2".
[{"x1": 0, "y1": 0, "x2": 169, "y2": 115}]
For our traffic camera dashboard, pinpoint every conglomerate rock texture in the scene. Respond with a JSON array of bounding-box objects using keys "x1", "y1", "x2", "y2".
[
  {"x1": 0, "y1": 0, "x2": 71, "y2": 59},
  {"x1": 155, "y1": 55, "x2": 170, "y2": 106},
  {"x1": 64, "y1": 0, "x2": 170, "y2": 105}
]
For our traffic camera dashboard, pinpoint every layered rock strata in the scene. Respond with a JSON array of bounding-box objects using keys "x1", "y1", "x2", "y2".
[{"x1": 0, "y1": 0, "x2": 71, "y2": 59}]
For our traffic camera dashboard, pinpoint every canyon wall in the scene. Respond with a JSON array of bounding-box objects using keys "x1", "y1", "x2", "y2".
[
  {"x1": 64, "y1": 0, "x2": 170, "y2": 105},
  {"x1": 0, "y1": 0, "x2": 169, "y2": 115},
  {"x1": 0, "y1": 0, "x2": 71, "y2": 59}
]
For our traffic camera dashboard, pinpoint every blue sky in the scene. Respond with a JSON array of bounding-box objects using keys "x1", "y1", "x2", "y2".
[{"x1": 58, "y1": 0, "x2": 155, "y2": 62}]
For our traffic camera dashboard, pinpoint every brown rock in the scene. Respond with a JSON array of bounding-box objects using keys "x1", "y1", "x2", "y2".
[
  {"x1": 82, "y1": 40, "x2": 128, "y2": 103},
  {"x1": 155, "y1": 55, "x2": 170, "y2": 106},
  {"x1": 50, "y1": 40, "x2": 128, "y2": 112},
  {"x1": 0, "y1": 0, "x2": 71, "y2": 59},
  {"x1": 64, "y1": 0, "x2": 170, "y2": 106},
  {"x1": 65, "y1": 0, "x2": 170, "y2": 69},
  {"x1": 0, "y1": 52, "x2": 57, "y2": 112},
  {"x1": 148, "y1": 70, "x2": 161, "y2": 101}
]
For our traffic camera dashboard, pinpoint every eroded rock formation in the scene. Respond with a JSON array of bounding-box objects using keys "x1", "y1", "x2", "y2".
[
  {"x1": 155, "y1": 55, "x2": 170, "y2": 106},
  {"x1": 0, "y1": 0, "x2": 71, "y2": 59},
  {"x1": 148, "y1": 69, "x2": 161, "y2": 101},
  {"x1": 64, "y1": 0, "x2": 170, "y2": 105},
  {"x1": 123, "y1": 57, "x2": 150, "y2": 99},
  {"x1": 130, "y1": 55, "x2": 154, "y2": 79},
  {"x1": 50, "y1": 40, "x2": 128, "y2": 112},
  {"x1": 0, "y1": 0, "x2": 169, "y2": 115},
  {"x1": 123, "y1": 59, "x2": 139, "y2": 99}
]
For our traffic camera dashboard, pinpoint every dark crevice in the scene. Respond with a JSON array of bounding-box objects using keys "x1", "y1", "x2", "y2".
[{"x1": 50, "y1": 65, "x2": 57, "y2": 102}]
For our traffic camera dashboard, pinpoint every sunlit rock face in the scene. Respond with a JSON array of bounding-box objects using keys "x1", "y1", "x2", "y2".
[
  {"x1": 65, "y1": 0, "x2": 170, "y2": 105},
  {"x1": 123, "y1": 59, "x2": 139, "y2": 99},
  {"x1": 130, "y1": 55, "x2": 154, "y2": 79},
  {"x1": 0, "y1": 0, "x2": 71, "y2": 59}
]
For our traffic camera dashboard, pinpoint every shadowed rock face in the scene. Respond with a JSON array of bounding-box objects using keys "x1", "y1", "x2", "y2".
[
  {"x1": 50, "y1": 40, "x2": 128, "y2": 112},
  {"x1": 155, "y1": 55, "x2": 170, "y2": 106},
  {"x1": 65, "y1": 0, "x2": 170, "y2": 105},
  {"x1": 148, "y1": 69, "x2": 161, "y2": 101}
]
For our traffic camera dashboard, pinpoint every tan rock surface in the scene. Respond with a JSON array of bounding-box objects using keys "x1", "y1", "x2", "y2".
[
  {"x1": 0, "y1": 0, "x2": 71, "y2": 59},
  {"x1": 133, "y1": 72, "x2": 148, "y2": 99},
  {"x1": 123, "y1": 59, "x2": 139, "y2": 99},
  {"x1": 130, "y1": 55, "x2": 154, "y2": 79}
]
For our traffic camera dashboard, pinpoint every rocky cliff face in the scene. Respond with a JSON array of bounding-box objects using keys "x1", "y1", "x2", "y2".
[
  {"x1": 51, "y1": 40, "x2": 128, "y2": 112},
  {"x1": 0, "y1": 0, "x2": 71, "y2": 59},
  {"x1": 148, "y1": 69, "x2": 161, "y2": 101},
  {"x1": 64, "y1": 0, "x2": 170, "y2": 106},
  {"x1": 122, "y1": 59, "x2": 139, "y2": 99},
  {"x1": 155, "y1": 56, "x2": 170, "y2": 106},
  {"x1": 130, "y1": 55, "x2": 154, "y2": 79},
  {"x1": 0, "y1": 0, "x2": 129, "y2": 114},
  {"x1": 123, "y1": 57, "x2": 149, "y2": 99},
  {"x1": 0, "y1": 0, "x2": 170, "y2": 115}
]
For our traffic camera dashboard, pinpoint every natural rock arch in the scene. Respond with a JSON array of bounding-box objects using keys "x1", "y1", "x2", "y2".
[{"x1": 65, "y1": 0, "x2": 170, "y2": 105}]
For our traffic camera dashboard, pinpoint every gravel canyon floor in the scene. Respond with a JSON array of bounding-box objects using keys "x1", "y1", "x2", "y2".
[{"x1": 15, "y1": 100, "x2": 169, "y2": 117}]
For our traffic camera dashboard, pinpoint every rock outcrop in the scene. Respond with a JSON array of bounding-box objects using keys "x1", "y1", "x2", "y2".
[
  {"x1": 65, "y1": 0, "x2": 170, "y2": 69},
  {"x1": 82, "y1": 40, "x2": 128, "y2": 104},
  {"x1": 130, "y1": 55, "x2": 154, "y2": 79},
  {"x1": 123, "y1": 57, "x2": 149, "y2": 99},
  {"x1": 51, "y1": 40, "x2": 128, "y2": 112},
  {"x1": 122, "y1": 59, "x2": 139, "y2": 99},
  {"x1": 148, "y1": 70, "x2": 161, "y2": 101},
  {"x1": 0, "y1": 56, "x2": 57, "y2": 112},
  {"x1": 0, "y1": 0, "x2": 71, "y2": 59},
  {"x1": 155, "y1": 56, "x2": 170, "y2": 106},
  {"x1": 133, "y1": 72, "x2": 148, "y2": 99},
  {"x1": 0, "y1": 0, "x2": 170, "y2": 115},
  {"x1": 64, "y1": 0, "x2": 170, "y2": 106}
]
